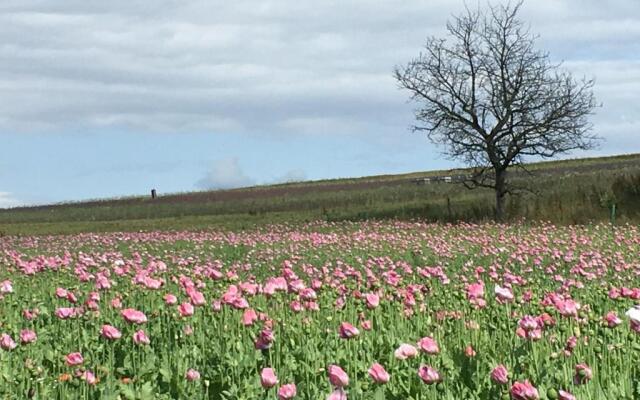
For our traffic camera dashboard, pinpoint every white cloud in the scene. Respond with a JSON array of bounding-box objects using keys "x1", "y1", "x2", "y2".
[
  {"x1": 0, "y1": 192, "x2": 23, "y2": 208},
  {"x1": 0, "y1": 0, "x2": 636, "y2": 154},
  {"x1": 196, "y1": 157, "x2": 254, "y2": 190},
  {"x1": 196, "y1": 158, "x2": 307, "y2": 189},
  {"x1": 272, "y1": 169, "x2": 306, "y2": 184}
]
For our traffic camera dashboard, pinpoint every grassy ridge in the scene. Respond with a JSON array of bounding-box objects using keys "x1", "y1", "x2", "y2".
[{"x1": 2, "y1": 153, "x2": 640, "y2": 235}]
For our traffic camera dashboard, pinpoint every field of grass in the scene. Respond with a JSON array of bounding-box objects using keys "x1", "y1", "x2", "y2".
[
  {"x1": 1, "y1": 153, "x2": 640, "y2": 236},
  {"x1": 1, "y1": 156, "x2": 640, "y2": 398},
  {"x1": 1, "y1": 221, "x2": 639, "y2": 399}
]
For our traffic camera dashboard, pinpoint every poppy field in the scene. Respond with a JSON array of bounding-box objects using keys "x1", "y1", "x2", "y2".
[{"x1": 1, "y1": 221, "x2": 639, "y2": 399}]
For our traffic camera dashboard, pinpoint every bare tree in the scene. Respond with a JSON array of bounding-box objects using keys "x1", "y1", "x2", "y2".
[{"x1": 394, "y1": 1, "x2": 599, "y2": 221}]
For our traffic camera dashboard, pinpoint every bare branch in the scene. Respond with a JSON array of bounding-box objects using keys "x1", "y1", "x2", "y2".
[{"x1": 394, "y1": 0, "x2": 599, "y2": 220}]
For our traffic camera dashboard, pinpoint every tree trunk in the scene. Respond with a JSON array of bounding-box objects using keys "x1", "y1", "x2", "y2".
[{"x1": 494, "y1": 169, "x2": 507, "y2": 222}]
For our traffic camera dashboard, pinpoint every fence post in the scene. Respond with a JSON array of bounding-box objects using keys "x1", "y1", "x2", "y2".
[{"x1": 610, "y1": 203, "x2": 616, "y2": 225}]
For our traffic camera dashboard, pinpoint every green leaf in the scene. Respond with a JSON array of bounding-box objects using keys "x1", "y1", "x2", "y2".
[
  {"x1": 374, "y1": 387, "x2": 386, "y2": 400},
  {"x1": 139, "y1": 382, "x2": 155, "y2": 400},
  {"x1": 118, "y1": 384, "x2": 136, "y2": 400},
  {"x1": 159, "y1": 367, "x2": 172, "y2": 383}
]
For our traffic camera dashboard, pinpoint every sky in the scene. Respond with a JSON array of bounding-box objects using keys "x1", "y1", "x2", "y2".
[{"x1": 0, "y1": 0, "x2": 639, "y2": 207}]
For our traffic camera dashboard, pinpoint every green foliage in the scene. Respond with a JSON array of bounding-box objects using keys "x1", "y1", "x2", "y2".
[
  {"x1": 0, "y1": 222, "x2": 639, "y2": 398},
  {"x1": 0, "y1": 154, "x2": 639, "y2": 235}
]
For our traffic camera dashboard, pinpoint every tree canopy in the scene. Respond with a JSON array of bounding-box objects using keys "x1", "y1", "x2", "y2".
[{"x1": 395, "y1": 1, "x2": 599, "y2": 221}]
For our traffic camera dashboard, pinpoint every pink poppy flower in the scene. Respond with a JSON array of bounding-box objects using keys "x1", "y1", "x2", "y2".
[
  {"x1": 338, "y1": 322, "x2": 359, "y2": 339},
  {"x1": 185, "y1": 369, "x2": 200, "y2": 381},
  {"x1": 417, "y1": 365, "x2": 441, "y2": 384},
  {"x1": 543, "y1": 312, "x2": 558, "y2": 327},
  {"x1": 66, "y1": 352, "x2": 84, "y2": 366},
  {"x1": 66, "y1": 291, "x2": 78, "y2": 304},
  {"x1": 564, "y1": 336, "x2": 578, "y2": 354},
  {"x1": 144, "y1": 276, "x2": 163, "y2": 289},
  {"x1": 96, "y1": 275, "x2": 112, "y2": 290},
  {"x1": 609, "y1": 287, "x2": 621, "y2": 299},
  {"x1": 304, "y1": 301, "x2": 319, "y2": 311},
  {"x1": 417, "y1": 337, "x2": 439, "y2": 354},
  {"x1": 510, "y1": 380, "x2": 539, "y2": 400},
  {"x1": 368, "y1": 363, "x2": 390, "y2": 384},
  {"x1": 464, "y1": 345, "x2": 476, "y2": 357},
  {"x1": 327, "y1": 365, "x2": 349, "y2": 388},
  {"x1": 300, "y1": 288, "x2": 317, "y2": 300},
  {"x1": 558, "y1": 390, "x2": 576, "y2": 400},
  {"x1": 0, "y1": 280, "x2": 13, "y2": 294},
  {"x1": 555, "y1": 299, "x2": 580, "y2": 317},
  {"x1": 121, "y1": 308, "x2": 147, "y2": 324},
  {"x1": 55, "y1": 307, "x2": 76, "y2": 319},
  {"x1": 574, "y1": 363, "x2": 592, "y2": 384},
  {"x1": 242, "y1": 309, "x2": 258, "y2": 326},
  {"x1": 278, "y1": 383, "x2": 297, "y2": 399},
  {"x1": 518, "y1": 315, "x2": 540, "y2": 331},
  {"x1": 0, "y1": 334, "x2": 17, "y2": 350},
  {"x1": 85, "y1": 300, "x2": 100, "y2": 311},
  {"x1": 110, "y1": 297, "x2": 122, "y2": 309},
  {"x1": 231, "y1": 296, "x2": 249, "y2": 309},
  {"x1": 394, "y1": 343, "x2": 418, "y2": 360},
  {"x1": 290, "y1": 300, "x2": 303, "y2": 312},
  {"x1": 164, "y1": 294, "x2": 178, "y2": 305},
  {"x1": 517, "y1": 315, "x2": 543, "y2": 340},
  {"x1": 178, "y1": 302, "x2": 195, "y2": 317},
  {"x1": 365, "y1": 293, "x2": 380, "y2": 309},
  {"x1": 188, "y1": 290, "x2": 206, "y2": 306},
  {"x1": 495, "y1": 285, "x2": 514, "y2": 303},
  {"x1": 604, "y1": 311, "x2": 622, "y2": 327},
  {"x1": 20, "y1": 329, "x2": 37, "y2": 344},
  {"x1": 133, "y1": 330, "x2": 150, "y2": 345},
  {"x1": 466, "y1": 282, "x2": 484, "y2": 299},
  {"x1": 260, "y1": 368, "x2": 278, "y2": 388},
  {"x1": 255, "y1": 329, "x2": 275, "y2": 350},
  {"x1": 22, "y1": 309, "x2": 39, "y2": 321},
  {"x1": 81, "y1": 370, "x2": 98, "y2": 385},
  {"x1": 100, "y1": 324, "x2": 122, "y2": 340},
  {"x1": 490, "y1": 365, "x2": 509, "y2": 384}
]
